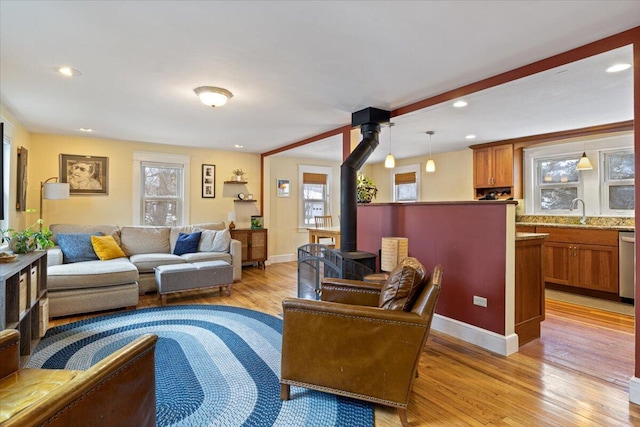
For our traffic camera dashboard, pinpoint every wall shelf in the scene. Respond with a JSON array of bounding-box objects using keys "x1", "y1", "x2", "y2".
[
  {"x1": 224, "y1": 180, "x2": 248, "y2": 184},
  {"x1": 234, "y1": 199, "x2": 257, "y2": 203}
]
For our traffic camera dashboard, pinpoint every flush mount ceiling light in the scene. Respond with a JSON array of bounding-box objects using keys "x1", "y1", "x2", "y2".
[
  {"x1": 234, "y1": 144, "x2": 244, "y2": 148},
  {"x1": 465, "y1": 134, "x2": 476, "y2": 140},
  {"x1": 425, "y1": 131, "x2": 436, "y2": 173},
  {"x1": 606, "y1": 63, "x2": 631, "y2": 73},
  {"x1": 453, "y1": 100, "x2": 468, "y2": 108},
  {"x1": 194, "y1": 86, "x2": 233, "y2": 107},
  {"x1": 384, "y1": 122, "x2": 396, "y2": 169},
  {"x1": 57, "y1": 66, "x2": 81, "y2": 77},
  {"x1": 79, "y1": 128, "x2": 93, "y2": 132}
]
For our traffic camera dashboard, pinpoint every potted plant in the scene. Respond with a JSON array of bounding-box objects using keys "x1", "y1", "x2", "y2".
[
  {"x1": 0, "y1": 219, "x2": 55, "y2": 253},
  {"x1": 356, "y1": 173, "x2": 378, "y2": 204},
  {"x1": 232, "y1": 168, "x2": 245, "y2": 182}
]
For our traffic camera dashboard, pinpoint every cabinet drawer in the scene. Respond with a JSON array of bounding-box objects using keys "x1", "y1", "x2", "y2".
[{"x1": 536, "y1": 227, "x2": 618, "y2": 246}]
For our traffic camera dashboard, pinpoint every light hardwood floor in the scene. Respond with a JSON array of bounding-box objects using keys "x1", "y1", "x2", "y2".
[{"x1": 50, "y1": 262, "x2": 640, "y2": 426}]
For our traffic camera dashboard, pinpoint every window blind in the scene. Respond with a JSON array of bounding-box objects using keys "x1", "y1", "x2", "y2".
[
  {"x1": 395, "y1": 172, "x2": 416, "y2": 185},
  {"x1": 303, "y1": 173, "x2": 327, "y2": 185}
]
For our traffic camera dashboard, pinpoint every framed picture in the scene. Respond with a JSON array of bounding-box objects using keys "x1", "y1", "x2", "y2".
[
  {"x1": 202, "y1": 164, "x2": 216, "y2": 198},
  {"x1": 60, "y1": 154, "x2": 108, "y2": 195},
  {"x1": 16, "y1": 146, "x2": 28, "y2": 211},
  {"x1": 277, "y1": 179, "x2": 290, "y2": 197}
]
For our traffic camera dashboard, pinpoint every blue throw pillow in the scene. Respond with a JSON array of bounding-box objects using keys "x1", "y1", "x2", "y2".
[
  {"x1": 173, "y1": 232, "x2": 202, "y2": 256},
  {"x1": 57, "y1": 233, "x2": 101, "y2": 263}
]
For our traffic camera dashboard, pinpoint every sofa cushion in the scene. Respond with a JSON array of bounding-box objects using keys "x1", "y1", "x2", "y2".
[
  {"x1": 120, "y1": 226, "x2": 170, "y2": 256},
  {"x1": 180, "y1": 252, "x2": 232, "y2": 264},
  {"x1": 129, "y1": 253, "x2": 186, "y2": 273},
  {"x1": 173, "y1": 232, "x2": 202, "y2": 256},
  {"x1": 56, "y1": 233, "x2": 100, "y2": 263},
  {"x1": 192, "y1": 222, "x2": 226, "y2": 231},
  {"x1": 169, "y1": 226, "x2": 193, "y2": 253},
  {"x1": 378, "y1": 257, "x2": 427, "y2": 311},
  {"x1": 48, "y1": 259, "x2": 138, "y2": 290},
  {"x1": 51, "y1": 224, "x2": 121, "y2": 246},
  {"x1": 195, "y1": 228, "x2": 231, "y2": 252},
  {"x1": 91, "y1": 235, "x2": 127, "y2": 260}
]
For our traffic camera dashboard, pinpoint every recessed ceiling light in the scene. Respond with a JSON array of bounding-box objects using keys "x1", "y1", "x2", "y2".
[
  {"x1": 453, "y1": 100, "x2": 468, "y2": 108},
  {"x1": 57, "y1": 66, "x2": 82, "y2": 77},
  {"x1": 79, "y1": 128, "x2": 93, "y2": 132},
  {"x1": 465, "y1": 134, "x2": 476, "y2": 139},
  {"x1": 606, "y1": 63, "x2": 631, "y2": 73},
  {"x1": 234, "y1": 144, "x2": 244, "y2": 148}
]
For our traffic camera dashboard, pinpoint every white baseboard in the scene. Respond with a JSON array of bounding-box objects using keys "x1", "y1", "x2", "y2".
[
  {"x1": 630, "y1": 377, "x2": 640, "y2": 405},
  {"x1": 268, "y1": 253, "x2": 296, "y2": 264},
  {"x1": 432, "y1": 314, "x2": 519, "y2": 356}
]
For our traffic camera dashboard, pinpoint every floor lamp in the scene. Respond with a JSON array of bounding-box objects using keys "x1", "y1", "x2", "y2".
[{"x1": 40, "y1": 177, "x2": 70, "y2": 229}]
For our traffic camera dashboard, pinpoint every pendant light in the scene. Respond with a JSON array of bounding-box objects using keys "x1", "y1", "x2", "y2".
[
  {"x1": 384, "y1": 122, "x2": 396, "y2": 168},
  {"x1": 576, "y1": 152, "x2": 593, "y2": 170},
  {"x1": 425, "y1": 131, "x2": 436, "y2": 173}
]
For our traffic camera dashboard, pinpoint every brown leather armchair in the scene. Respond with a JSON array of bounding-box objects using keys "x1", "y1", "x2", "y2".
[
  {"x1": 281, "y1": 259, "x2": 443, "y2": 427},
  {"x1": 0, "y1": 329, "x2": 158, "y2": 427}
]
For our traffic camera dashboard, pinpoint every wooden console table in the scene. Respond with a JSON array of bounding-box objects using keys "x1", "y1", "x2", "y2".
[{"x1": 230, "y1": 228, "x2": 268, "y2": 268}]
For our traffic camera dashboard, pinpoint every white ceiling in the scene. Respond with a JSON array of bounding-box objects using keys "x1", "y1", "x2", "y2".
[{"x1": 1, "y1": 1, "x2": 638, "y2": 164}]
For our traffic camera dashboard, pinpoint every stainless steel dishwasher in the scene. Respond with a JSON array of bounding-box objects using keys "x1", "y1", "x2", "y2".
[{"x1": 618, "y1": 231, "x2": 635, "y2": 301}]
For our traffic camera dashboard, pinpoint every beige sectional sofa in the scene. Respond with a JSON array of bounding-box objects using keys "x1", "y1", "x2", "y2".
[{"x1": 46, "y1": 222, "x2": 241, "y2": 317}]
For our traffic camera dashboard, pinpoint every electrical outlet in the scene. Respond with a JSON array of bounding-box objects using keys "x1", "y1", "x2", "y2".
[{"x1": 473, "y1": 296, "x2": 488, "y2": 307}]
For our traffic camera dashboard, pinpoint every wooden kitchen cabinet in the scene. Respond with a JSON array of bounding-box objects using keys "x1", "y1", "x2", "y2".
[
  {"x1": 515, "y1": 236, "x2": 546, "y2": 346},
  {"x1": 230, "y1": 228, "x2": 267, "y2": 268},
  {"x1": 538, "y1": 227, "x2": 618, "y2": 294},
  {"x1": 473, "y1": 144, "x2": 513, "y2": 189}
]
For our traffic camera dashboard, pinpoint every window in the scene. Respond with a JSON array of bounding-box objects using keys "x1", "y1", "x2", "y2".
[
  {"x1": 141, "y1": 162, "x2": 183, "y2": 226},
  {"x1": 535, "y1": 156, "x2": 581, "y2": 212},
  {"x1": 602, "y1": 150, "x2": 634, "y2": 213},
  {"x1": 299, "y1": 166, "x2": 332, "y2": 228},
  {"x1": 391, "y1": 164, "x2": 420, "y2": 202},
  {"x1": 524, "y1": 134, "x2": 634, "y2": 216},
  {"x1": 133, "y1": 152, "x2": 190, "y2": 226}
]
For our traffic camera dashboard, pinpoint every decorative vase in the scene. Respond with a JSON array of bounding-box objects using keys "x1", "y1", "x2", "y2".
[{"x1": 235, "y1": 175, "x2": 244, "y2": 182}]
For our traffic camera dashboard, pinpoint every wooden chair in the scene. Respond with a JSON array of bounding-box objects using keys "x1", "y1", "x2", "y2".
[{"x1": 313, "y1": 215, "x2": 335, "y2": 247}]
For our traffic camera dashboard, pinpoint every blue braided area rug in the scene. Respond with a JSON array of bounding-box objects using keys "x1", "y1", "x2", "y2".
[{"x1": 27, "y1": 305, "x2": 374, "y2": 427}]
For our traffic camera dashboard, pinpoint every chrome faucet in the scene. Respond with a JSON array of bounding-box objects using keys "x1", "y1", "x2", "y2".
[{"x1": 570, "y1": 198, "x2": 586, "y2": 225}]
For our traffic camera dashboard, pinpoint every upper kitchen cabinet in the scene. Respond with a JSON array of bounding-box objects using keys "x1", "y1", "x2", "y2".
[{"x1": 472, "y1": 144, "x2": 522, "y2": 199}]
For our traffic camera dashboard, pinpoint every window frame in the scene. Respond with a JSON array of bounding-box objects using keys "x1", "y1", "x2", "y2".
[
  {"x1": 132, "y1": 152, "x2": 190, "y2": 226},
  {"x1": 601, "y1": 149, "x2": 635, "y2": 215},
  {"x1": 533, "y1": 154, "x2": 583, "y2": 214},
  {"x1": 391, "y1": 164, "x2": 421, "y2": 203},
  {"x1": 298, "y1": 165, "x2": 332, "y2": 229}
]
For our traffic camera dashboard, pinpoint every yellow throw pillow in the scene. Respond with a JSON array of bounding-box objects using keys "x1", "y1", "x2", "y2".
[{"x1": 91, "y1": 235, "x2": 127, "y2": 261}]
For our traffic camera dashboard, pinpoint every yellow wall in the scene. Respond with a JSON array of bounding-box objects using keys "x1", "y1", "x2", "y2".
[
  {"x1": 1, "y1": 106, "x2": 33, "y2": 232},
  {"x1": 28, "y1": 133, "x2": 261, "y2": 228},
  {"x1": 370, "y1": 148, "x2": 474, "y2": 202},
  {"x1": 264, "y1": 155, "x2": 341, "y2": 260}
]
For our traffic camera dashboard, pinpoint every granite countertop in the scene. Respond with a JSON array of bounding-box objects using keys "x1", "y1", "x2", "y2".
[
  {"x1": 515, "y1": 232, "x2": 549, "y2": 241},
  {"x1": 516, "y1": 215, "x2": 634, "y2": 231}
]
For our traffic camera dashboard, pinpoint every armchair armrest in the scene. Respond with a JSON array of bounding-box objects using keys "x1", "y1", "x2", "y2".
[
  {"x1": 0, "y1": 329, "x2": 20, "y2": 380},
  {"x1": 320, "y1": 278, "x2": 382, "y2": 307},
  {"x1": 281, "y1": 298, "x2": 428, "y2": 407}
]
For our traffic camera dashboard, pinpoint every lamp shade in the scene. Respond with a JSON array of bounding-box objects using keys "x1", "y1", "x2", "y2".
[
  {"x1": 227, "y1": 211, "x2": 236, "y2": 222},
  {"x1": 194, "y1": 86, "x2": 233, "y2": 107},
  {"x1": 384, "y1": 153, "x2": 395, "y2": 168},
  {"x1": 43, "y1": 182, "x2": 70, "y2": 200},
  {"x1": 576, "y1": 152, "x2": 593, "y2": 170},
  {"x1": 426, "y1": 159, "x2": 436, "y2": 173}
]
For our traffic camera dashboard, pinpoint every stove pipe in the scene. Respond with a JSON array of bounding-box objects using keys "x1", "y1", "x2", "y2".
[{"x1": 340, "y1": 108, "x2": 390, "y2": 252}]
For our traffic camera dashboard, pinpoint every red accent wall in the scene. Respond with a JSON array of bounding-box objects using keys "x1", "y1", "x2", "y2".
[{"x1": 357, "y1": 202, "x2": 510, "y2": 335}]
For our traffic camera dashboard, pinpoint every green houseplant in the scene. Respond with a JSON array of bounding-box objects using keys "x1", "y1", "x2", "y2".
[
  {"x1": 356, "y1": 173, "x2": 377, "y2": 204},
  {"x1": 0, "y1": 219, "x2": 55, "y2": 253},
  {"x1": 232, "y1": 168, "x2": 245, "y2": 181}
]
